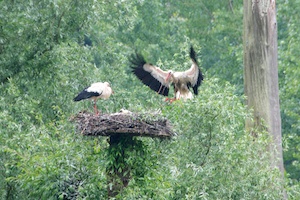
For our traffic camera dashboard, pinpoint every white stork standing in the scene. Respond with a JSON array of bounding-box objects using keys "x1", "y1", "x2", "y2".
[
  {"x1": 74, "y1": 82, "x2": 113, "y2": 114},
  {"x1": 130, "y1": 46, "x2": 203, "y2": 102}
]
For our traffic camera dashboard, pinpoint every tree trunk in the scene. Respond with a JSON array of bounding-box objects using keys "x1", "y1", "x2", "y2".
[{"x1": 243, "y1": 0, "x2": 286, "y2": 198}]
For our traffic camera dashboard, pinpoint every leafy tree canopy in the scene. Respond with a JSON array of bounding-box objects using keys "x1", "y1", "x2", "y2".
[{"x1": 1, "y1": 0, "x2": 299, "y2": 199}]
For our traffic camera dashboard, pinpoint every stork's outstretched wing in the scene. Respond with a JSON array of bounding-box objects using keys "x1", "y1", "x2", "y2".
[
  {"x1": 182, "y1": 46, "x2": 203, "y2": 95},
  {"x1": 130, "y1": 53, "x2": 170, "y2": 96}
]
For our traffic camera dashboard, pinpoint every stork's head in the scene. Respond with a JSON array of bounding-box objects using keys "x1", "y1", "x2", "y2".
[
  {"x1": 104, "y1": 82, "x2": 110, "y2": 87},
  {"x1": 165, "y1": 70, "x2": 174, "y2": 83},
  {"x1": 104, "y1": 82, "x2": 114, "y2": 94}
]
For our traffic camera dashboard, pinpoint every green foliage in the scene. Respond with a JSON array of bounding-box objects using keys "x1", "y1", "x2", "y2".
[
  {"x1": 0, "y1": 0, "x2": 96, "y2": 83},
  {"x1": 277, "y1": 0, "x2": 300, "y2": 181},
  {"x1": 162, "y1": 79, "x2": 285, "y2": 199},
  {"x1": 1, "y1": 0, "x2": 299, "y2": 199}
]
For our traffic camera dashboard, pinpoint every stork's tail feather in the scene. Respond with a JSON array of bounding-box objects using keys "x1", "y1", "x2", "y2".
[{"x1": 190, "y1": 46, "x2": 197, "y2": 63}]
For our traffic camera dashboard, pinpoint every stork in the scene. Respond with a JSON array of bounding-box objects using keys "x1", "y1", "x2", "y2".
[
  {"x1": 74, "y1": 82, "x2": 113, "y2": 114},
  {"x1": 130, "y1": 46, "x2": 203, "y2": 102}
]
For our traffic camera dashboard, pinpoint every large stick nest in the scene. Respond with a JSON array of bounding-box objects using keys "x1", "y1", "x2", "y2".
[{"x1": 71, "y1": 110, "x2": 175, "y2": 139}]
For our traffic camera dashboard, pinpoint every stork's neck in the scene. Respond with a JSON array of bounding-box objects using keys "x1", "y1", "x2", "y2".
[{"x1": 166, "y1": 71, "x2": 174, "y2": 83}]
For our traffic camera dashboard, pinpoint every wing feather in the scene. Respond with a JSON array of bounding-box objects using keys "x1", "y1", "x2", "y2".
[
  {"x1": 178, "y1": 46, "x2": 203, "y2": 95},
  {"x1": 74, "y1": 87, "x2": 101, "y2": 101},
  {"x1": 130, "y1": 53, "x2": 170, "y2": 96}
]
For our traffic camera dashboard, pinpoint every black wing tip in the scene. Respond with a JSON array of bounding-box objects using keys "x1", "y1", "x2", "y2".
[
  {"x1": 129, "y1": 51, "x2": 170, "y2": 97},
  {"x1": 192, "y1": 70, "x2": 204, "y2": 95},
  {"x1": 129, "y1": 52, "x2": 146, "y2": 70},
  {"x1": 73, "y1": 90, "x2": 100, "y2": 102},
  {"x1": 190, "y1": 45, "x2": 197, "y2": 63},
  {"x1": 74, "y1": 96, "x2": 83, "y2": 101},
  {"x1": 190, "y1": 45, "x2": 204, "y2": 96},
  {"x1": 74, "y1": 91, "x2": 85, "y2": 101}
]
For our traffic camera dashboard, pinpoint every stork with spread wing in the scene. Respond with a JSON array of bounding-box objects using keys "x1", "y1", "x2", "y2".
[{"x1": 130, "y1": 46, "x2": 203, "y2": 101}]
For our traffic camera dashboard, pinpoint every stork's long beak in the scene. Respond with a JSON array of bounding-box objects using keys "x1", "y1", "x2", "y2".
[{"x1": 165, "y1": 72, "x2": 172, "y2": 82}]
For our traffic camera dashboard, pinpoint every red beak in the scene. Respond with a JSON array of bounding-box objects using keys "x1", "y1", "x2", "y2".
[{"x1": 165, "y1": 72, "x2": 172, "y2": 82}]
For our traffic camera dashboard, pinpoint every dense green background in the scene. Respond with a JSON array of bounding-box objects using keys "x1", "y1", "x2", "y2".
[{"x1": 1, "y1": 0, "x2": 299, "y2": 199}]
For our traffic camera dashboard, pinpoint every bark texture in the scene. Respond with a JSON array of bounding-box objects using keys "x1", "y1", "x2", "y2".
[{"x1": 243, "y1": 0, "x2": 284, "y2": 177}]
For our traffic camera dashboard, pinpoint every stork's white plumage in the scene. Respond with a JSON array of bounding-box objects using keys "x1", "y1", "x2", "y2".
[
  {"x1": 74, "y1": 82, "x2": 113, "y2": 114},
  {"x1": 130, "y1": 46, "x2": 203, "y2": 102}
]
